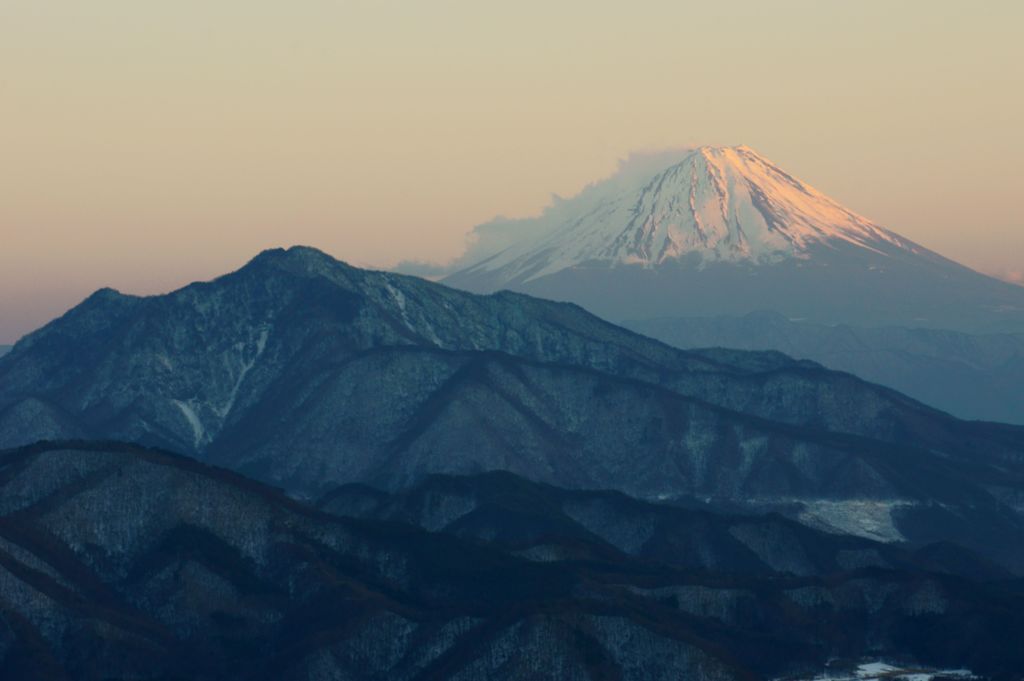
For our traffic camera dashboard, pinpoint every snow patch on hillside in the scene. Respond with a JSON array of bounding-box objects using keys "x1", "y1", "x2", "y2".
[
  {"x1": 385, "y1": 278, "x2": 443, "y2": 345},
  {"x1": 796, "y1": 499, "x2": 913, "y2": 543},
  {"x1": 783, "y1": 660, "x2": 976, "y2": 681},
  {"x1": 216, "y1": 325, "x2": 270, "y2": 419},
  {"x1": 172, "y1": 399, "x2": 205, "y2": 450}
]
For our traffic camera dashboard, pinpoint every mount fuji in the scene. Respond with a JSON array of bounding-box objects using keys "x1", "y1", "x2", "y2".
[{"x1": 438, "y1": 146, "x2": 1024, "y2": 332}]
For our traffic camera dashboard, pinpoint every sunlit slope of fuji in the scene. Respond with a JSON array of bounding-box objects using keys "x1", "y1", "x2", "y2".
[{"x1": 442, "y1": 146, "x2": 1024, "y2": 331}]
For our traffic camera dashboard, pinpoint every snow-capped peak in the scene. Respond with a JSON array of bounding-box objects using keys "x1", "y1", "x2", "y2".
[{"x1": 453, "y1": 145, "x2": 913, "y2": 283}]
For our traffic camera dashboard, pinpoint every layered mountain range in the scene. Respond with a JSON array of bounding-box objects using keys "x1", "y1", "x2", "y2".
[
  {"x1": 627, "y1": 312, "x2": 1024, "y2": 425},
  {"x1": 419, "y1": 145, "x2": 1024, "y2": 424},
  {"x1": 317, "y1": 470, "x2": 1011, "y2": 581},
  {"x1": 3, "y1": 246, "x2": 1024, "y2": 677},
  {"x1": 1, "y1": 247, "x2": 1023, "y2": 574},
  {"x1": 5, "y1": 441, "x2": 1023, "y2": 680},
  {"x1": 437, "y1": 146, "x2": 1024, "y2": 333}
]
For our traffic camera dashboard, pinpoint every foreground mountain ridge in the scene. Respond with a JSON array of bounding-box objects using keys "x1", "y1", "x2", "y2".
[
  {"x1": 0, "y1": 441, "x2": 746, "y2": 680},
  {"x1": 317, "y1": 469, "x2": 1012, "y2": 580},
  {"x1": 2, "y1": 441, "x2": 1023, "y2": 680},
  {"x1": 1, "y1": 247, "x2": 1023, "y2": 570}
]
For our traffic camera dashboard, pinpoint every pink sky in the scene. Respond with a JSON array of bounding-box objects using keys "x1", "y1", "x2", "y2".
[{"x1": 1, "y1": 1, "x2": 1022, "y2": 343}]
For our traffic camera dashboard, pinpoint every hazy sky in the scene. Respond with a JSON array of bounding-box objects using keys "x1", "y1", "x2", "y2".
[{"x1": 2, "y1": 1, "x2": 1022, "y2": 343}]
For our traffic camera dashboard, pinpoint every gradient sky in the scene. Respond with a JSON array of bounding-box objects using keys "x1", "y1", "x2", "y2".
[{"x1": 2, "y1": 1, "x2": 1022, "y2": 343}]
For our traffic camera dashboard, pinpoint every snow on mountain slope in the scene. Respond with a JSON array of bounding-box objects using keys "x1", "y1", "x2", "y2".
[
  {"x1": 438, "y1": 146, "x2": 1024, "y2": 331},
  {"x1": 452, "y1": 146, "x2": 916, "y2": 283}
]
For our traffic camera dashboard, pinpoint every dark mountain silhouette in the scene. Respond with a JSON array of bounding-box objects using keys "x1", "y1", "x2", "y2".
[
  {"x1": 1, "y1": 247, "x2": 1023, "y2": 571},
  {"x1": 2, "y1": 441, "x2": 1023, "y2": 680},
  {"x1": 319, "y1": 470, "x2": 1011, "y2": 582}
]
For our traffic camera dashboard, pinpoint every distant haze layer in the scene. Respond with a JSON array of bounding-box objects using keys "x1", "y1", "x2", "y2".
[{"x1": 2, "y1": 1, "x2": 1022, "y2": 343}]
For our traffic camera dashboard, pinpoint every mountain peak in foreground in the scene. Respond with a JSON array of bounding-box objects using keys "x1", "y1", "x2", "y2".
[
  {"x1": 3, "y1": 247, "x2": 1024, "y2": 572},
  {"x1": 439, "y1": 147, "x2": 1024, "y2": 331}
]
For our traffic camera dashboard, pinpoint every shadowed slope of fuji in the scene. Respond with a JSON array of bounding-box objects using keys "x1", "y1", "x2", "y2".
[{"x1": 626, "y1": 312, "x2": 1024, "y2": 425}]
